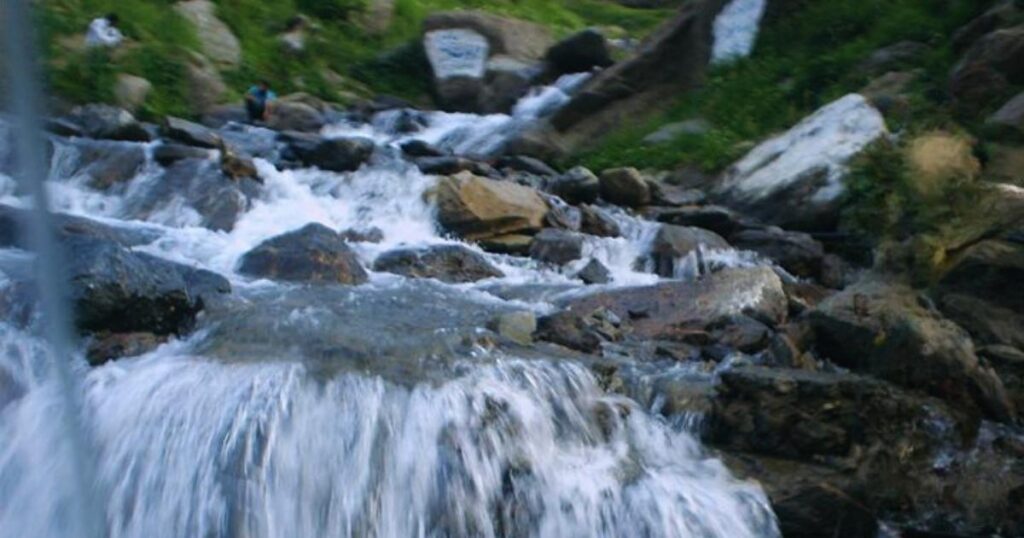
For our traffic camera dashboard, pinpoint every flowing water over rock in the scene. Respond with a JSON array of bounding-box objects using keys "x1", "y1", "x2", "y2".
[{"x1": 0, "y1": 51, "x2": 781, "y2": 536}]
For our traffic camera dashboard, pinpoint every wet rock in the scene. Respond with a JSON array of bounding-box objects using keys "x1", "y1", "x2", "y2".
[
  {"x1": 400, "y1": 140, "x2": 447, "y2": 158},
  {"x1": 496, "y1": 155, "x2": 558, "y2": 177},
  {"x1": 219, "y1": 147, "x2": 259, "y2": 182},
  {"x1": 985, "y1": 91, "x2": 1024, "y2": 141},
  {"x1": 575, "y1": 258, "x2": 612, "y2": 285},
  {"x1": 536, "y1": 307, "x2": 623, "y2": 353},
  {"x1": 478, "y1": 56, "x2": 536, "y2": 114},
  {"x1": 238, "y1": 224, "x2": 368, "y2": 285},
  {"x1": 0, "y1": 204, "x2": 159, "y2": 248},
  {"x1": 86, "y1": 332, "x2": 166, "y2": 366},
  {"x1": 560, "y1": 267, "x2": 788, "y2": 340},
  {"x1": 64, "y1": 139, "x2": 147, "y2": 190},
  {"x1": 707, "y1": 314, "x2": 773, "y2": 353},
  {"x1": 808, "y1": 278, "x2": 1015, "y2": 422},
  {"x1": 414, "y1": 156, "x2": 498, "y2": 178},
  {"x1": 281, "y1": 133, "x2": 375, "y2": 173},
  {"x1": 339, "y1": 227, "x2": 384, "y2": 244},
  {"x1": 489, "y1": 311, "x2": 536, "y2": 345},
  {"x1": 648, "y1": 224, "x2": 730, "y2": 278},
  {"x1": 435, "y1": 171, "x2": 548, "y2": 240},
  {"x1": 715, "y1": 94, "x2": 887, "y2": 231},
  {"x1": 647, "y1": 180, "x2": 706, "y2": 206},
  {"x1": 649, "y1": 204, "x2": 753, "y2": 238},
  {"x1": 372, "y1": 244, "x2": 503, "y2": 283},
  {"x1": 268, "y1": 101, "x2": 327, "y2": 133},
  {"x1": 529, "y1": 228, "x2": 585, "y2": 265},
  {"x1": 153, "y1": 143, "x2": 211, "y2": 167},
  {"x1": 162, "y1": 116, "x2": 223, "y2": 149},
  {"x1": 545, "y1": 29, "x2": 613, "y2": 76},
  {"x1": 65, "y1": 104, "x2": 151, "y2": 142},
  {"x1": 542, "y1": 196, "x2": 582, "y2": 232},
  {"x1": 67, "y1": 235, "x2": 227, "y2": 335},
  {"x1": 477, "y1": 233, "x2": 533, "y2": 255},
  {"x1": 550, "y1": 166, "x2": 600, "y2": 205},
  {"x1": 131, "y1": 158, "x2": 256, "y2": 232},
  {"x1": 579, "y1": 204, "x2": 621, "y2": 238},
  {"x1": 730, "y1": 228, "x2": 825, "y2": 279},
  {"x1": 599, "y1": 167, "x2": 651, "y2": 208}
]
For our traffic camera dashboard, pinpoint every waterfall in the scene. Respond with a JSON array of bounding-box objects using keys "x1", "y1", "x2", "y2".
[{"x1": 0, "y1": 18, "x2": 781, "y2": 535}]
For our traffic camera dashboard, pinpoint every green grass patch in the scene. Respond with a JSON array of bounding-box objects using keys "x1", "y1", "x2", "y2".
[{"x1": 576, "y1": 0, "x2": 987, "y2": 174}]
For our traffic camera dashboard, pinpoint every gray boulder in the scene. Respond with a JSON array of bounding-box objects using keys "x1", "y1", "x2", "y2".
[
  {"x1": 238, "y1": 223, "x2": 369, "y2": 285},
  {"x1": 648, "y1": 224, "x2": 729, "y2": 277},
  {"x1": 529, "y1": 228, "x2": 585, "y2": 265},
  {"x1": 546, "y1": 29, "x2": 613, "y2": 75},
  {"x1": 372, "y1": 244, "x2": 503, "y2": 283},
  {"x1": 599, "y1": 167, "x2": 650, "y2": 207},
  {"x1": 163, "y1": 116, "x2": 223, "y2": 149},
  {"x1": 66, "y1": 104, "x2": 151, "y2": 142},
  {"x1": 281, "y1": 133, "x2": 375, "y2": 173}
]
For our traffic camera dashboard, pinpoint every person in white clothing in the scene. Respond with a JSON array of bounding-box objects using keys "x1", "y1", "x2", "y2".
[{"x1": 85, "y1": 13, "x2": 124, "y2": 48}]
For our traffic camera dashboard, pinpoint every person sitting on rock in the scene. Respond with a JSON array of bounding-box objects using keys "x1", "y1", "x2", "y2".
[
  {"x1": 244, "y1": 80, "x2": 277, "y2": 123},
  {"x1": 85, "y1": 13, "x2": 124, "y2": 48}
]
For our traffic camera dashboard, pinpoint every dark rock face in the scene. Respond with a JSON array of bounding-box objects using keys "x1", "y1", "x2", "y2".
[
  {"x1": 529, "y1": 228, "x2": 585, "y2": 265},
  {"x1": 550, "y1": 166, "x2": 600, "y2": 205},
  {"x1": 65, "y1": 104, "x2": 151, "y2": 142},
  {"x1": 559, "y1": 267, "x2": 787, "y2": 340},
  {"x1": 64, "y1": 140, "x2": 147, "y2": 190},
  {"x1": 546, "y1": 29, "x2": 613, "y2": 75},
  {"x1": 730, "y1": 228, "x2": 825, "y2": 279},
  {"x1": 950, "y1": 25, "x2": 1024, "y2": 110},
  {"x1": 0, "y1": 204, "x2": 159, "y2": 249},
  {"x1": 128, "y1": 158, "x2": 258, "y2": 232},
  {"x1": 86, "y1": 332, "x2": 166, "y2": 366},
  {"x1": 281, "y1": 133, "x2": 375, "y2": 173},
  {"x1": 575, "y1": 258, "x2": 612, "y2": 285},
  {"x1": 536, "y1": 307, "x2": 623, "y2": 353},
  {"x1": 985, "y1": 91, "x2": 1024, "y2": 141},
  {"x1": 400, "y1": 140, "x2": 447, "y2": 158},
  {"x1": 163, "y1": 117, "x2": 223, "y2": 149},
  {"x1": 649, "y1": 204, "x2": 753, "y2": 238},
  {"x1": 496, "y1": 155, "x2": 558, "y2": 177},
  {"x1": 238, "y1": 223, "x2": 369, "y2": 285},
  {"x1": 599, "y1": 167, "x2": 650, "y2": 208},
  {"x1": 648, "y1": 224, "x2": 729, "y2": 277},
  {"x1": 372, "y1": 244, "x2": 503, "y2": 283},
  {"x1": 579, "y1": 204, "x2": 621, "y2": 238},
  {"x1": 808, "y1": 279, "x2": 1015, "y2": 422},
  {"x1": 66, "y1": 236, "x2": 229, "y2": 335},
  {"x1": 153, "y1": 143, "x2": 212, "y2": 167},
  {"x1": 551, "y1": 0, "x2": 729, "y2": 147}
]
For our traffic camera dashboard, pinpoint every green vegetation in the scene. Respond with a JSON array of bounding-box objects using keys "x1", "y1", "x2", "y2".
[
  {"x1": 37, "y1": 0, "x2": 671, "y2": 120},
  {"x1": 577, "y1": 0, "x2": 987, "y2": 174}
]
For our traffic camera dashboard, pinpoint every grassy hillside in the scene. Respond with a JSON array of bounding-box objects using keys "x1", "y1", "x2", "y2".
[
  {"x1": 38, "y1": 0, "x2": 673, "y2": 119},
  {"x1": 576, "y1": 0, "x2": 989, "y2": 173}
]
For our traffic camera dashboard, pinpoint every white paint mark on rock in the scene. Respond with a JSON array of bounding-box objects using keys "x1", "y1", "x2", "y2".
[
  {"x1": 712, "y1": 0, "x2": 768, "y2": 64},
  {"x1": 424, "y1": 29, "x2": 490, "y2": 80}
]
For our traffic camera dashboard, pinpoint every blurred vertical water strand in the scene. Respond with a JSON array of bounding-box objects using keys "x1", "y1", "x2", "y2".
[{"x1": 0, "y1": 1, "x2": 104, "y2": 537}]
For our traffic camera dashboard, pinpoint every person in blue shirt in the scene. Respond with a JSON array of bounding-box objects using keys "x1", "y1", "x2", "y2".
[{"x1": 244, "y1": 80, "x2": 277, "y2": 123}]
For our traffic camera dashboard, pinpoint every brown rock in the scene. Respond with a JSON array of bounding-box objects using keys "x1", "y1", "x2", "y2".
[{"x1": 435, "y1": 172, "x2": 548, "y2": 240}]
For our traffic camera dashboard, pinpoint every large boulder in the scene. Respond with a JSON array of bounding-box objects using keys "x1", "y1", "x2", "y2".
[
  {"x1": 174, "y1": 0, "x2": 242, "y2": 66},
  {"x1": 648, "y1": 224, "x2": 730, "y2": 277},
  {"x1": 950, "y1": 25, "x2": 1024, "y2": 110},
  {"x1": 66, "y1": 235, "x2": 229, "y2": 335},
  {"x1": 715, "y1": 94, "x2": 888, "y2": 231},
  {"x1": 238, "y1": 223, "x2": 369, "y2": 285},
  {"x1": 65, "y1": 104, "x2": 151, "y2": 142},
  {"x1": 126, "y1": 158, "x2": 258, "y2": 232},
  {"x1": 808, "y1": 278, "x2": 1015, "y2": 422},
  {"x1": 113, "y1": 74, "x2": 153, "y2": 113},
  {"x1": 529, "y1": 228, "x2": 585, "y2": 265},
  {"x1": 545, "y1": 29, "x2": 613, "y2": 76},
  {"x1": 557, "y1": 266, "x2": 787, "y2": 340},
  {"x1": 579, "y1": 204, "x2": 621, "y2": 238},
  {"x1": 435, "y1": 171, "x2": 548, "y2": 240},
  {"x1": 280, "y1": 133, "x2": 375, "y2": 173},
  {"x1": 937, "y1": 239, "x2": 1024, "y2": 350},
  {"x1": 162, "y1": 116, "x2": 223, "y2": 149},
  {"x1": 599, "y1": 167, "x2": 651, "y2": 208},
  {"x1": 550, "y1": 0, "x2": 730, "y2": 150},
  {"x1": 649, "y1": 204, "x2": 755, "y2": 238},
  {"x1": 730, "y1": 227, "x2": 825, "y2": 279},
  {"x1": 550, "y1": 166, "x2": 600, "y2": 205},
  {"x1": 423, "y1": 28, "x2": 490, "y2": 111},
  {"x1": 423, "y1": 11, "x2": 553, "y2": 62},
  {"x1": 372, "y1": 244, "x2": 503, "y2": 283},
  {"x1": 268, "y1": 101, "x2": 327, "y2": 133},
  {"x1": 62, "y1": 139, "x2": 147, "y2": 190},
  {"x1": 0, "y1": 205, "x2": 160, "y2": 249}
]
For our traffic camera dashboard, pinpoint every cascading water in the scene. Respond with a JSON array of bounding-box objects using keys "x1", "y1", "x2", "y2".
[{"x1": 0, "y1": 11, "x2": 783, "y2": 538}]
